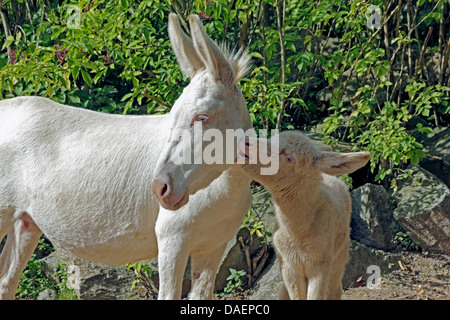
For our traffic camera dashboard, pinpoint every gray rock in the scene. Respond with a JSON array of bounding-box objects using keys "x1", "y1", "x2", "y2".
[
  {"x1": 350, "y1": 183, "x2": 397, "y2": 250},
  {"x1": 419, "y1": 127, "x2": 450, "y2": 188},
  {"x1": 393, "y1": 165, "x2": 450, "y2": 254},
  {"x1": 51, "y1": 249, "x2": 147, "y2": 300},
  {"x1": 249, "y1": 254, "x2": 282, "y2": 300},
  {"x1": 40, "y1": 254, "x2": 60, "y2": 284},
  {"x1": 37, "y1": 288, "x2": 56, "y2": 300},
  {"x1": 343, "y1": 241, "x2": 399, "y2": 288},
  {"x1": 215, "y1": 228, "x2": 262, "y2": 292}
]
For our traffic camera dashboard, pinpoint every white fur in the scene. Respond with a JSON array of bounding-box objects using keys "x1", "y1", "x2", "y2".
[
  {"x1": 240, "y1": 131, "x2": 370, "y2": 300},
  {"x1": 0, "y1": 14, "x2": 252, "y2": 300}
]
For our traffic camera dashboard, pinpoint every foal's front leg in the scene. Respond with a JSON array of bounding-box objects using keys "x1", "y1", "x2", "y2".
[
  {"x1": 306, "y1": 265, "x2": 331, "y2": 300},
  {"x1": 279, "y1": 255, "x2": 307, "y2": 300}
]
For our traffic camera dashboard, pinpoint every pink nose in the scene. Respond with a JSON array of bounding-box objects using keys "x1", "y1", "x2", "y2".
[{"x1": 152, "y1": 178, "x2": 171, "y2": 200}]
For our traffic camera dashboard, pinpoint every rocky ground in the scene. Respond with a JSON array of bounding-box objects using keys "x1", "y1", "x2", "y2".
[
  {"x1": 342, "y1": 251, "x2": 450, "y2": 300},
  {"x1": 220, "y1": 250, "x2": 449, "y2": 301}
]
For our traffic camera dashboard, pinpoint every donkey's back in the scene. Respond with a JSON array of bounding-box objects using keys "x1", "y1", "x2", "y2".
[{"x1": 0, "y1": 96, "x2": 164, "y2": 264}]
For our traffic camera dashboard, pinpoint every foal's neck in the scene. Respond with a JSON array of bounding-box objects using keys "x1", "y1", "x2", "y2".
[{"x1": 271, "y1": 174, "x2": 322, "y2": 232}]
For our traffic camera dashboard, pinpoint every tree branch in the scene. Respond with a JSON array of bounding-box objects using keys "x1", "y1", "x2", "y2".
[
  {"x1": 0, "y1": 5, "x2": 13, "y2": 64},
  {"x1": 143, "y1": 89, "x2": 172, "y2": 109},
  {"x1": 275, "y1": 0, "x2": 286, "y2": 130},
  {"x1": 338, "y1": 4, "x2": 400, "y2": 102}
]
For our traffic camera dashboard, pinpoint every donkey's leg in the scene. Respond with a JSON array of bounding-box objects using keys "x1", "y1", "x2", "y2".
[
  {"x1": 0, "y1": 208, "x2": 20, "y2": 298},
  {"x1": 156, "y1": 235, "x2": 190, "y2": 300},
  {"x1": 0, "y1": 213, "x2": 41, "y2": 300},
  {"x1": 0, "y1": 208, "x2": 15, "y2": 246},
  {"x1": 188, "y1": 243, "x2": 227, "y2": 300}
]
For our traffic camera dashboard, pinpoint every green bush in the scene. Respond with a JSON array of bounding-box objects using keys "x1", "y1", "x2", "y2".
[
  {"x1": 1, "y1": 0, "x2": 449, "y2": 185},
  {"x1": 16, "y1": 236, "x2": 77, "y2": 300}
]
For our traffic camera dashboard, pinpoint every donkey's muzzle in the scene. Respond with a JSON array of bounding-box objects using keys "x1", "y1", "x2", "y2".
[{"x1": 152, "y1": 177, "x2": 188, "y2": 211}]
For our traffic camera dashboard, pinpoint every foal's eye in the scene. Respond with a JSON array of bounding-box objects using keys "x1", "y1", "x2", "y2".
[
  {"x1": 192, "y1": 114, "x2": 210, "y2": 125},
  {"x1": 285, "y1": 153, "x2": 294, "y2": 163}
]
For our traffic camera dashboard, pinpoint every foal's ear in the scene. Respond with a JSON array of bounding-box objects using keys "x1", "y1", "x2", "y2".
[
  {"x1": 168, "y1": 13, "x2": 204, "y2": 79},
  {"x1": 316, "y1": 151, "x2": 370, "y2": 176},
  {"x1": 316, "y1": 144, "x2": 333, "y2": 152},
  {"x1": 189, "y1": 15, "x2": 236, "y2": 87}
]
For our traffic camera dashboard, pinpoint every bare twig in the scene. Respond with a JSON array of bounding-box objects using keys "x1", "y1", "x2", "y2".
[
  {"x1": 438, "y1": 3, "x2": 448, "y2": 86},
  {"x1": 170, "y1": 1, "x2": 189, "y2": 34},
  {"x1": 36, "y1": 2, "x2": 46, "y2": 46},
  {"x1": 396, "y1": 46, "x2": 406, "y2": 107},
  {"x1": 383, "y1": 0, "x2": 392, "y2": 62},
  {"x1": 390, "y1": 0, "x2": 443, "y2": 65},
  {"x1": 338, "y1": 4, "x2": 401, "y2": 102},
  {"x1": 440, "y1": 38, "x2": 450, "y2": 86},
  {"x1": 395, "y1": 0, "x2": 403, "y2": 38},
  {"x1": 251, "y1": 243, "x2": 269, "y2": 282},
  {"x1": 416, "y1": 26, "x2": 433, "y2": 81},
  {"x1": 143, "y1": 89, "x2": 172, "y2": 109},
  {"x1": 259, "y1": 2, "x2": 268, "y2": 130},
  {"x1": 406, "y1": 0, "x2": 413, "y2": 76},
  {"x1": 238, "y1": 236, "x2": 253, "y2": 287},
  {"x1": 0, "y1": 5, "x2": 13, "y2": 64},
  {"x1": 438, "y1": 2, "x2": 445, "y2": 76},
  {"x1": 275, "y1": 0, "x2": 286, "y2": 130},
  {"x1": 222, "y1": 0, "x2": 238, "y2": 43}
]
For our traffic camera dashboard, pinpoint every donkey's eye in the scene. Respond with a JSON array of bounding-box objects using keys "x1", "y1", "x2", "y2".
[{"x1": 192, "y1": 114, "x2": 210, "y2": 125}]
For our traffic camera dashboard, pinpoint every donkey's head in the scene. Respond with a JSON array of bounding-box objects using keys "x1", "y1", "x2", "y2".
[{"x1": 152, "y1": 14, "x2": 252, "y2": 210}]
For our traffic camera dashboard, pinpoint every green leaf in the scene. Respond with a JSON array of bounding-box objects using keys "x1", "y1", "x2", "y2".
[
  {"x1": 80, "y1": 69, "x2": 92, "y2": 87},
  {"x1": 47, "y1": 85, "x2": 54, "y2": 98},
  {"x1": 250, "y1": 52, "x2": 263, "y2": 60},
  {"x1": 2, "y1": 35, "x2": 14, "y2": 50},
  {"x1": 68, "y1": 94, "x2": 81, "y2": 105},
  {"x1": 238, "y1": 11, "x2": 247, "y2": 23},
  {"x1": 72, "y1": 66, "x2": 80, "y2": 81}
]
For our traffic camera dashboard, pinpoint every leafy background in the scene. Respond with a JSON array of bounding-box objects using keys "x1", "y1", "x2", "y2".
[{"x1": 1, "y1": 0, "x2": 448, "y2": 184}]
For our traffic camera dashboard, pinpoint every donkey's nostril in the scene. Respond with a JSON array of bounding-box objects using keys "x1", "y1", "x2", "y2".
[
  {"x1": 152, "y1": 179, "x2": 171, "y2": 200},
  {"x1": 160, "y1": 184, "x2": 168, "y2": 197}
]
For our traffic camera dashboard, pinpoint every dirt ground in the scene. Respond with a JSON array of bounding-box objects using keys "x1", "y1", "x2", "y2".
[
  {"x1": 341, "y1": 251, "x2": 450, "y2": 300},
  {"x1": 226, "y1": 250, "x2": 450, "y2": 300}
]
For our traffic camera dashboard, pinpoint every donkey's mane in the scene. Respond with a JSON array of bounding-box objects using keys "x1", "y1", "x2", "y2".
[{"x1": 220, "y1": 45, "x2": 252, "y2": 82}]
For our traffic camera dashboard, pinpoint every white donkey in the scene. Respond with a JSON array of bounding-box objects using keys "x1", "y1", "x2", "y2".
[{"x1": 0, "y1": 14, "x2": 252, "y2": 300}]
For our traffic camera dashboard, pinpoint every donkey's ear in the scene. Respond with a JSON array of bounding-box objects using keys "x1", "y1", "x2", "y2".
[
  {"x1": 316, "y1": 151, "x2": 370, "y2": 176},
  {"x1": 168, "y1": 13, "x2": 204, "y2": 79},
  {"x1": 189, "y1": 15, "x2": 236, "y2": 87}
]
